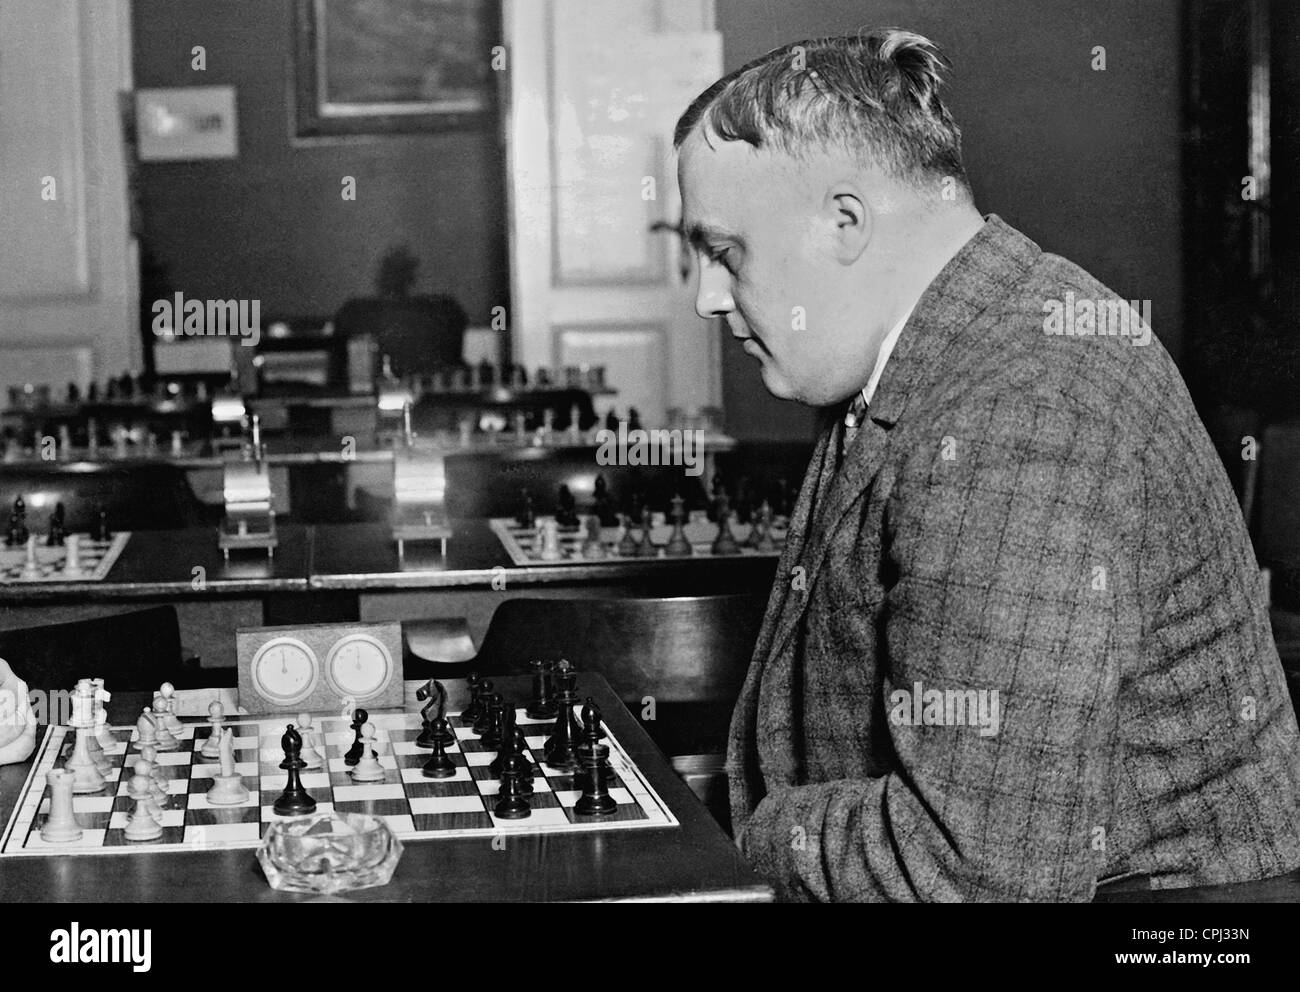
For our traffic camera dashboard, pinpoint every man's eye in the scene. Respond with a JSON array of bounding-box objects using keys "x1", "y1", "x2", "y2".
[{"x1": 708, "y1": 248, "x2": 736, "y2": 271}]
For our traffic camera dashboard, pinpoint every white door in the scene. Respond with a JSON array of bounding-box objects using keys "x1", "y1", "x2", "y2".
[
  {"x1": 504, "y1": 0, "x2": 722, "y2": 429},
  {"x1": 0, "y1": 0, "x2": 137, "y2": 399}
]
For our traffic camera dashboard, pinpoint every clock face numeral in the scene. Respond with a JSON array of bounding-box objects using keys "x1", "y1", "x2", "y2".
[
  {"x1": 251, "y1": 638, "x2": 319, "y2": 706},
  {"x1": 325, "y1": 635, "x2": 393, "y2": 701}
]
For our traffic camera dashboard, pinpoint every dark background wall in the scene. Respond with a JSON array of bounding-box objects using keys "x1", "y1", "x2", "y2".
[
  {"x1": 714, "y1": 0, "x2": 1185, "y2": 442},
  {"x1": 133, "y1": 0, "x2": 1184, "y2": 443},
  {"x1": 132, "y1": 0, "x2": 507, "y2": 326}
]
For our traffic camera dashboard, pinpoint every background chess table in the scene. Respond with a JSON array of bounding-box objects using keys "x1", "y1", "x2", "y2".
[
  {"x1": 490, "y1": 514, "x2": 786, "y2": 567},
  {"x1": 0, "y1": 532, "x2": 130, "y2": 583}
]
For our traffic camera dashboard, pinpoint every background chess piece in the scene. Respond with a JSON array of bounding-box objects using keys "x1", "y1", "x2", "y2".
[
  {"x1": 591, "y1": 475, "x2": 618, "y2": 527},
  {"x1": 711, "y1": 495, "x2": 741, "y2": 556},
  {"x1": 515, "y1": 488, "x2": 535, "y2": 529},
  {"x1": 0, "y1": 659, "x2": 37, "y2": 765},
  {"x1": 664, "y1": 495, "x2": 693, "y2": 558},
  {"x1": 580, "y1": 516, "x2": 605, "y2": 559},
  {"x1": 555, "y1": 485, "x2": 580, "y2": 529},
  {"x1": 615, "y1": 513, "x2": 637, "y2": 556}
]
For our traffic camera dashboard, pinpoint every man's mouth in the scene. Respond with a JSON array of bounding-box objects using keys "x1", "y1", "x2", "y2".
[{"x1": 733, "y1": 329, "x2": 769, "y2": 359}]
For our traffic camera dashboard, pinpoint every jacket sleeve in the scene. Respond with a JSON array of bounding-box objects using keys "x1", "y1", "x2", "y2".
[{"x1": 737, "y1": 391, "x2": 1141, "y2": 901}]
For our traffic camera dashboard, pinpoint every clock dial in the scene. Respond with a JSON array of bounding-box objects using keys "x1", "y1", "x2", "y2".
[
  {"x1": 326, "y1": 634, "x2": 393, "y2": 701},
  {"x1": 251, "y1": 638, "x2": 319, "y2": 706}
]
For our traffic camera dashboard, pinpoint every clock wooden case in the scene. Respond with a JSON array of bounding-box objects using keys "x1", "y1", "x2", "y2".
[{"x1": 236, "y1": 622, "x2": 404, "y2": 715}]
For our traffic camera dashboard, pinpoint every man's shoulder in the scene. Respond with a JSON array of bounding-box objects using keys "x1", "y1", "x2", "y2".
[{"x1": 929, "y1": 243, "x2": 1185, "y2": 430}]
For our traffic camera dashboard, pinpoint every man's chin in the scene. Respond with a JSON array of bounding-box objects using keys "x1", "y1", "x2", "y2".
[{"x1": 758, "y1": 364, "x2": 801, "y2": 403}]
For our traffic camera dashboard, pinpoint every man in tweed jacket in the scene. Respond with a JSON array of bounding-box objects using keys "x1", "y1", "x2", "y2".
[{"x1": 675, "y1": 31, "x2": 1300, "y2": 901}]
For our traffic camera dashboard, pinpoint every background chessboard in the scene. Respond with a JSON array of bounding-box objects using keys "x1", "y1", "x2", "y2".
[
  {"x1": 0, "y1": 532, "x2": 131, "y2": 583},
  {"x1": 489, "y1": 514, "x2": 786, "y2": 566},
  {"x1": 0, "y1": 706, "x2": 677, "y2": 857}
]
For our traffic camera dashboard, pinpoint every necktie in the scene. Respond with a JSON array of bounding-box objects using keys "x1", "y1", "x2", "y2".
[{"x1": 840, "y1": 392, "x2": 868, "y2": 463}]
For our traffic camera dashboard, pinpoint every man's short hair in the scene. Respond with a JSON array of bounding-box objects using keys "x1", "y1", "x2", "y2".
[{"x1": 674, "y1": 29, "x2": 969, "y2": 192}]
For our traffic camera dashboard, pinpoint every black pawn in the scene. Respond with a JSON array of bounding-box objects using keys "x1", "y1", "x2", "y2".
[
  {"x1": 421, "y1": 731, "x2": 457, "y2": 779},
  {"x1": 464, "y1": 678, "x2": 490, "y2": 727},
  {"x1": 460, "y1": 674, "x2": 484, "y2": 724},
  {"x1": 512, "y1": 724, "x2": 535, "y2": 795},
  {"x1": 616, "y1": 513, "x2": 638, "y2": 556},
  {"x1": 592, "y1": 475, "x2": 618, "y2": 527},
  {"x1": 526, "y1": 660, "x2": 558, "y2": 720},
  {"x1": 711, "y1": 500, "x2": 740, "y2": 556},
  {"x1": 494, "y1": 753, "x2": 531, "y2": 820},
  {"x1": 575, "y1": 703, "x2": 616, "y2": 817},
  {"x1": 479, "y1": 694, "x2": 506, "y2": 748},
  {"x1": 90, "y1": 505, "x2": 110, "y2": 543},
  {"x1": 46, "y1": 503, "x2": 66, "y2": 548},
  {"x1": 515, "y1": 489, "x2": 535, "y2": 529},
  {"x1": 544, "y1": 684, "x2": 579, "y2": 771},
  {"x1": 9, "y1": 497, "x2": 28, "y2": 547},
  {"x1": 273, "y1": 724, "x2": 317, "y2": 816},
  {"x1": 344, "y1": 708, "x2": 368, "y2": 766},
  {"x1": 635, "y1": 506, "x2": 657, "y2": 558},
  {"x1": 489, "y1": 705, "x2": 517, "y2": 778},
  {"x1": 556, "y1": 485, "x2": 579, "y2": 529}
]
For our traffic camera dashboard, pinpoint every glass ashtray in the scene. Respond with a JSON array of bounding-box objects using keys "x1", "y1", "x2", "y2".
[{"x1": 257, "y1": 812, "x2": 403, "y2": 894}]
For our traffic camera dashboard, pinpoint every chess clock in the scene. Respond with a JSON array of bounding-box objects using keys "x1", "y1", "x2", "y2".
[{"x1": 236, "y1": 622, "x2": 403, "y2": 715}]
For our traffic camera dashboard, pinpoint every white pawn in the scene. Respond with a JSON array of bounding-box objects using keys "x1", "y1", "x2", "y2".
[
  {"x1": 131, "y1": 759, "x2": 166, "y2": 817},
  {"x1": 133, "y1": 754, "x2": 168, "y2": 805},
  {"x1": 296, "y1": 712, "x2": 324, "y2": 771},
  {"x1": 538, "y1": 519, "x2": 562, "y2": 561},
  {"x1": 349, "y1": 723, "x2": 385, "y2": 782},
  {"x1": 124, "y1": 773, "x2": 164, "y2": 842},
  {"x1": 149, "y1": 705, "x2": 178, "y2": 751},
  {"x1": 206, "y1": 728, "x2": 250, "y2": 806},
  {"x1": 139, "y1": 744, "x2": 167, "y2": 787},
  {"x1": 20, "y1": 535, "x2": 40, "y2": 578},
  {"x1": 63, "y1": 535, "x2": 83, "y2": 577},
  {"x1": 39, "y1": 768, "x2": 83, "y2": 844},
  {"x1": 158, "y1": 683, "x2": 184, "y2": 735},
  {"x1": 200, "y1": 701, "x2": 225, "y2": 759},
  {"x1": 66, "y1": 727, "x2": 106, "y2": 794}
]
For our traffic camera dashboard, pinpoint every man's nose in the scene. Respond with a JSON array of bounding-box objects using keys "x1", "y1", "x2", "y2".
[{"x1": 695, "y1": 265, "x2": 735, "y2": 320}]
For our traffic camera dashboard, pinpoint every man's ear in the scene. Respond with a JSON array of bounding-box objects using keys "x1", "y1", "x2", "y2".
[{"x1": 828, "y1": 187, "x2": 871, "y2": 264}]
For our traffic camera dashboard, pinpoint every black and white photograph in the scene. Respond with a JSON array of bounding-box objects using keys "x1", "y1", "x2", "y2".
[{"x1": 0, "y1": 0, "x2": 1297, "y2": 964}]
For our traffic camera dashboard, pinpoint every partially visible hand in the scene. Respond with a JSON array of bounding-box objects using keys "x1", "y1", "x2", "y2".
[{"x1": 0, "y1": 658, "x2": 37, "y2": 765}]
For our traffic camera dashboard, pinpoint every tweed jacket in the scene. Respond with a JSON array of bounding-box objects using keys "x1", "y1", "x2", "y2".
[{"x1": 729, "y1": 216, "x2": 1300, "y2": 902}]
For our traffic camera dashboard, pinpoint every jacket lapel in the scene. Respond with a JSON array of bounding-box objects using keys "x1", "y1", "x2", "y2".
[{"x1": 727, "y1": 420, "x2": 835, "y2": 816}]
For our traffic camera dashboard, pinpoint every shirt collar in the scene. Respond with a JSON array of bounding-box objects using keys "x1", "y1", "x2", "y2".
[{"x1": 845, "y1": 305, "x2": 916, "y2": 425}]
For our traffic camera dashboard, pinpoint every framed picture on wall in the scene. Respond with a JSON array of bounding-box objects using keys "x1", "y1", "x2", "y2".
[{"x1": 293, "y1": 0, "x2": 499, "y2": 138}]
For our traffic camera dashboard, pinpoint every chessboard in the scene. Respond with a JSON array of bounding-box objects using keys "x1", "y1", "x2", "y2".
[
  {"x1": 0, "y1": 532, "x2": 131, "y2": 583},
  {"x1": 0, "y1": 706, "x2": 677, "y2": 857},
  {"x1": 489, "y1": 514, "x2": 787, "y2": 567}
]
